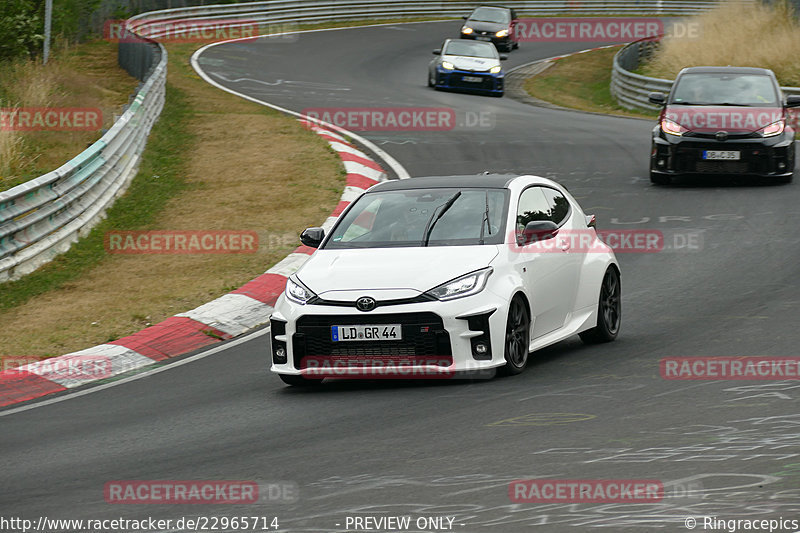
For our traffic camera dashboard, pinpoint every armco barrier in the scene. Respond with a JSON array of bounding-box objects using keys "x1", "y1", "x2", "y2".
[
  {"x1": 611, "y1": 38, "x2": 800, "y2": 111},
  {"x1": 0, "y1": 0, "x2": 755, "y2": 283},
  {"x1": 0, "y1": 28, "x2": 165, "y2": 283}
]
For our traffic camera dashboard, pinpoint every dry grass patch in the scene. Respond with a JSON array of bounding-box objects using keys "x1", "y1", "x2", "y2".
[
  {"x1": 0, "y1": 40, "x2": 138, "y2": 191},
  {"x1": 0, "y1": 41, "x2": 344, "y2": 357},
  {"x1": 643, "y1": 0, "x2": 800, "y2": 86}
]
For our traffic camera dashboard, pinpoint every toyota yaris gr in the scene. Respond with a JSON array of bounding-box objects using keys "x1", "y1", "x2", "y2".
[
  {"x1": 648, "y1": 66, "x2": 800, "y2": 185},
  {"x1": 269, "y1": 174, "x2": 621, "y2": 386}
]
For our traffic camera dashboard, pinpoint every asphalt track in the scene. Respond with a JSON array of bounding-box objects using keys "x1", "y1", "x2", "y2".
[{"x1": 3, "y1": 20, "x2": 800, "y2": 532}]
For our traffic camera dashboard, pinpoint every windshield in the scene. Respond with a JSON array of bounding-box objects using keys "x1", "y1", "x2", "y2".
[
  {"x1": 324, "y1": 188, "x2": 509, "y2": 249},
  {"x1": 469, "y1": 7, "x2": 510, "y2": 24},
  {"x1": 670, "y1": 73, "x2": 779, "y2": 107},
  {"x1": 443, "y1": 40, "x2": 498, "y2": 59}
]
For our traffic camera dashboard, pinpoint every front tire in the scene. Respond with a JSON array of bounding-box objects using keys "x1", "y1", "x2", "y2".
[
  {"x1": 500, "y1": 296, "x2": 530, "y2": 375},
  {"x1": 650, "y1": 171, "x2": 671, "y2": 185},
  {"x1": 580, "y1": 267, "x2": 621, "y2": 344},
  {"x1": 279, "y1": 374, "x2": 323, "y2": 387}
]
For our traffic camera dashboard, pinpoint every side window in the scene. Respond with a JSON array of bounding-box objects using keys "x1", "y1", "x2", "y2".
[
  {"x1": 516, "y1": 187, "x2": 552, "y2": 234},
  {"x1": 541, "y1": 187, "x2": 571, "y2": 225}
]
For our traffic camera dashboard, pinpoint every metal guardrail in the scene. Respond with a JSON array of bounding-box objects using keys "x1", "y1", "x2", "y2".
[
  {"x1": 129, "y1": 0, "x2": 736, "y2": 40},
  {"x1": 0, "y1": 29, "x2": 166, "y2": 282},
  {"x1": 0, "y1": 0, "x2": 764, "y2": 282},
  {"x1": 611, "y1": 38, "x2": 800, "y2": 111}
]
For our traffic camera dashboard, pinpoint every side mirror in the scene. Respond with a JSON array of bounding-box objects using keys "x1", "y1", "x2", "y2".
[
  {"x1": 648, "y1": 92, "x2": 666, "y2": 106},
  {"x1": 300, "y1": 227, "x2": 325, "y2": 248},
  {"x1": 462, "y1": 14, "x2": 469, "y2": 20},
  {"x1": 432, "y1": 49, "x2": 441, "y2": 55},
  {"x1": 499, "y1": 54, "x2": 508, "y2": 61},
  {"x1": 518, "y1": 220, "x2": 559, "y2": 245},
  {"x1": 785, "y1": 94, "x2": 800, "y2": 108}
]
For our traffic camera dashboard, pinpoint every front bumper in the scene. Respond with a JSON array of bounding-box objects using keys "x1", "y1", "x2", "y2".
[
  {"x1": 269, "y1": 293, "x2": 509, "y2": 379},
  {"x1": 650, "y1": 129, "x2": 796, "y2": 178},
  {"x1": 434, "y1": 66, "x2": 504, "y2": 95},
  {"x1": 461, "y1": 32, "x2": 512, "y2": 50}
]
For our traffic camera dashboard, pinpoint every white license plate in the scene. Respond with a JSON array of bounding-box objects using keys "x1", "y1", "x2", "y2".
[
  {"x1": 331, "y1": 324, "x2": 402, "y2": 342},
  {"x1": 476, "y1": 36, "x2": 492, "y2": 41},
  {"x1": 462, "y1": 76, "x2": 482, "y2": 83},
  {"x1": 703, "y1": 150, "x2": 740, "y2": 160}
]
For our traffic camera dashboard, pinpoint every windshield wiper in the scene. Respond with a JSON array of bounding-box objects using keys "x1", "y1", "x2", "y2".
[
  {"x1": 479, "y1": 190, "x2": 491, "y2": 245},
  {"x1": 421, "y1": 191, "x2": 461, "y2": 247}
]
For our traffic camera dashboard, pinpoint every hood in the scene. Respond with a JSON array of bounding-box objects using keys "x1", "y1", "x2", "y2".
[
  {"x1": 664, "y1": 105, "x2": 784, "y2": 134},
  {"x1": 443, "y1": 54, "x2": 500, "y2": 73},
  {"x1": 464, "y1": 20, "x2": 507, "y2": 33},
  {"x1": 296, "y1": 246, "x2": 499, "y2": 299}
]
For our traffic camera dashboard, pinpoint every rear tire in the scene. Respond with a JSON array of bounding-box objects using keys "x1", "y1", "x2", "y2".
[
  {"x1": 580, "y1": 267, "x2": 621, "y2": 344},
  {"x1": 279, "y1": 374, "x2": 323, "y2": 387},
  {"x1": 500, "y1": 296, "x2": 530, "y2": 375}
]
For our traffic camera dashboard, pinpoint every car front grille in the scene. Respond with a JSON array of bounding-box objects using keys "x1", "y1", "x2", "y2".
[
  {"x1": 694, "y1": 160, "x2": 750, "y2": 173},
  {"x1": 292, "y1": 312, "x2": 452, "y2": 368},
  {"x1": 674, "y1": 145, "x2": 769, "y2": 174},
  {"x1": 446, "y1": 71, "x2": 498, "y2": 90}
]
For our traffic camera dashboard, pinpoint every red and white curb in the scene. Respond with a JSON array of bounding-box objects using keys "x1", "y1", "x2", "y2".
[{"x1": 0, "y1": 120, "x2": 388, "y2": 408}]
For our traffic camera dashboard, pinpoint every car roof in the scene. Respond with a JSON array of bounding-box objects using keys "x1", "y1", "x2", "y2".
[
  {"x1": 471, "y1": 5, "x2": 511, "y2": 12},
  {"x1": 677, "y1": 66, "x2": 775, "y2": 77},
  {"x1": 368, "y1": 174, "x2": 519, "y2": 192}
]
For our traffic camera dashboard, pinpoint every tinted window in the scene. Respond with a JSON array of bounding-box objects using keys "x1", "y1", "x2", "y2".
[
  {"x1": 325, "y1": 188, "x2": 508, "y2": 249},
  {"x1": 469, "y1": 7, "x2": 510, "y2": 24},
  {"x1": 443, "y1": 40, "x2": 498, "y2": 59},
  {"x1": 516, "y1": 186, "x2": 570, "y2": 232},
  {"x1": 671, "y1": 73, "x2": 779, "y2": 107}
]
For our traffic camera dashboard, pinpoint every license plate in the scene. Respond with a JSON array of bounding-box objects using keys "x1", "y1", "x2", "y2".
[
  {"x1": 703, "y1": 150, "x2": 740, "y2": 160},
  {"x1": 331, "y1": 324, "x2": 402, "y2": 342},
  {"x1": 476, "y1": 36, "x2": 491, "y2": 41},
  {"x1": 462, "y1": 76, "x2": 482, "y2": 83}
]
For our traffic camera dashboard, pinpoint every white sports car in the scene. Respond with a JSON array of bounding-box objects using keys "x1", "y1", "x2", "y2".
[{"x1": 269, "y1": 174, "x2": 620, "y2": 386}]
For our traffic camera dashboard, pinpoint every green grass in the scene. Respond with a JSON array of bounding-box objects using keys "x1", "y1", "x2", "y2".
[
  {"x1": 523, "y1": 47, "x2": 658, "y2": 120},
  {"x1": 0, "y1": 83, "x2": 193, "y2": 310}
]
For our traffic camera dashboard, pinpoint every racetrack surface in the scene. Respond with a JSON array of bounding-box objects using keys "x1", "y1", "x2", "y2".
[{"x1": 2, "y1": 20, "x2": 800, "y2": 532}]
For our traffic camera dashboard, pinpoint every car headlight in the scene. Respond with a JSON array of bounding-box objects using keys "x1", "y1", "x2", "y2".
[
  {"x1": 462, "y1": 26, "x2": 473, "y2": 34},
  {"x1": 490, "y1": 65, "x2": 502, "y2": 74},
  {"x1": 496, "y1": 29, "x2": 509, "y2": 38},
  {"x1": 425, "y1": 267, "x2": 493, "y2": 301},
  {"x1": 661, "y1": 117, "x2": 687, "y2": 136},
  {"x1": 759, "y1": 119, "x2": 785, "y2": 137},
  {"x1": 441, "y1": 61, "x2": 455, "y2": 70},
  {"x1": 286, "y1": 276, "x2": 316, "y2": 304}
]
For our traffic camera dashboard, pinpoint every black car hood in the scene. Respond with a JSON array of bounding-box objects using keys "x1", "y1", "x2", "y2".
[
  {"x1": 465, "y1": 20, "x2": 507, "y2": 33},
  {"x1": 664, "y1": 105, "x2": 784, "y2": 134}
]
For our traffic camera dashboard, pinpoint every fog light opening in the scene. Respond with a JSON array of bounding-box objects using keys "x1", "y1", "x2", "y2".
[{"x1": 475, "y1": 343, "x2": 488, "y2": 355}]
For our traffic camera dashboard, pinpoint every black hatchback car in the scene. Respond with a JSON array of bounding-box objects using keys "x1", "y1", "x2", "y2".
[
  {"x1": 460, "y1": 5, "x2": 519, "y2": 52},
  {"x1": 648, "y1": 66, "x2": 800, "y2": 185}
]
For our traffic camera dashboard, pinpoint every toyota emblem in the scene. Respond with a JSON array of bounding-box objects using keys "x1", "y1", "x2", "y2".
[
  {"x1": 356, "y1": 297, "x2": 377, "y2": 312},
  {"x1": 715, "y1": 131, "x2": 728, "y2": 142}
]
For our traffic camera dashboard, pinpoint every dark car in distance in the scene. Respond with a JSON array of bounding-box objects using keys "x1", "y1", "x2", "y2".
[
  {"x1": 460, "y1": 5, "x2": 519, "y2": 52},
  {"x1": 648, "y1": 66, "x2": 800, "y2": 185}
]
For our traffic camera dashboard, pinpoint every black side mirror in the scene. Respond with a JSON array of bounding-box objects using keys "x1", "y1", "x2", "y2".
[
  {"x1": 499, "y1": 54, "x2": 508, "y2": 61},
  {"x1": 432, "y1": 49, "x2": 441, "y2": 55},
  {"x1": 300, "y1": 227, "x2": 325, "y2": 248},
  {"x1": 462, "y1": 14, "x2": 469, "y2": 20},
  {"x1": 518, "y1": 220, "x2": 559, "y2": 245},
  {"x1": 785, "y1": 94, "x2": 800, "y2": 108},
  {"x1": 648, "y1": 92, "x2": 666, "y2": 106}
]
